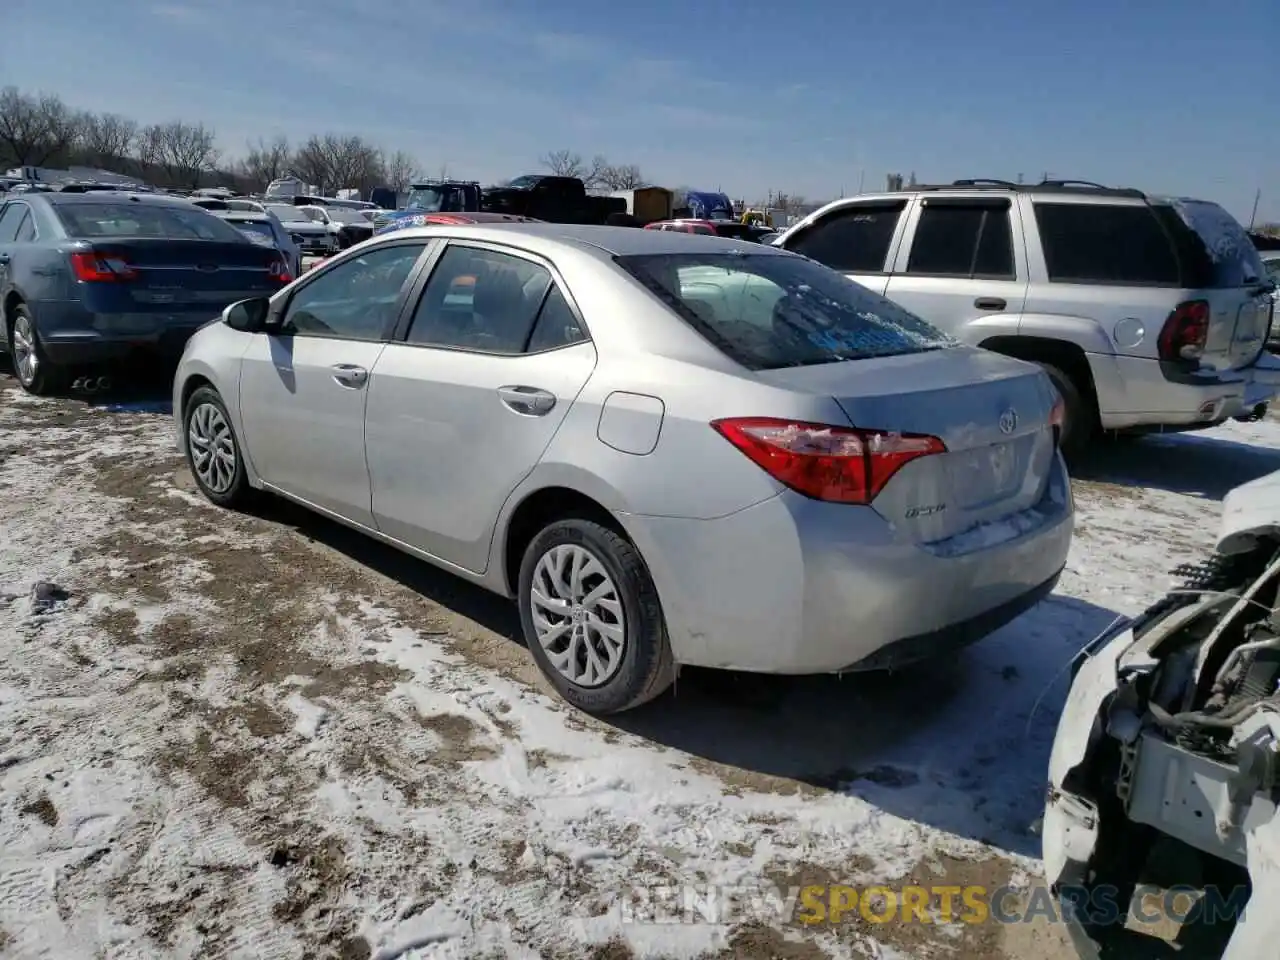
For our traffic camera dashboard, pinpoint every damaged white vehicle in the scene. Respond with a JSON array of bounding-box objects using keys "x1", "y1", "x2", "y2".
[{"x1": 1044, "y1": 471, "x2": 1280, "y2": 959}]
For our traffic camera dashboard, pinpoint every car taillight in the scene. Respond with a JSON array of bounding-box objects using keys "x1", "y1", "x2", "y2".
[
  {"x1": 269, "y1": 258, "x2": 292, "y2": 283},
  {"x1": 70, "y1": 251, "x2": 137, "y2": 282},
  {"x1": 1157, "y1": 299, "x2": 1210, "y2": 362},
  {"x1": 1049, "y1": 394, "x2": 1066, "y2": 446},
  {"x1": 711, "y1": 417, "x2": 946, "y2": 504}
]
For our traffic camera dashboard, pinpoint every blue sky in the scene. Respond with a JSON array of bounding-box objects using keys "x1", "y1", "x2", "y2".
[{"x1": 3, "y1": 0, "x2": 1277, "y2": 223}]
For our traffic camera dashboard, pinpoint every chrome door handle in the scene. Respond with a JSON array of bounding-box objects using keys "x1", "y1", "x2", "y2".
[
  {"x1": 497, "y1": 385, "x2": 556, "y2": 416},
  {"x1": 0, "y1": 254, "x2": 10, "y2": 265},
  {"x1": 330, "y1": 363, "x2": 368, "y2": 387}
]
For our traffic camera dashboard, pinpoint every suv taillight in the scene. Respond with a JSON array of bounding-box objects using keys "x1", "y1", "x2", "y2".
[
  {"x1": 70, "y1": 251, "x2": 137, "y2": 282},
  {"x1": 1157, "y1": 299, "x2": 1210, "y2": 362},
  {"x1": 711, "y1": 417, "x2": 946, "y2": 504}
]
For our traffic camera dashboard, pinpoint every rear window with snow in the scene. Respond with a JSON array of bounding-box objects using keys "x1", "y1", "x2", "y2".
[
  {"x1": 615, "y1": 252, "x2": 954, "y2": 370},
  {"x1": 1163, "y1": 199, "x2": 1267, "y2": 289}
]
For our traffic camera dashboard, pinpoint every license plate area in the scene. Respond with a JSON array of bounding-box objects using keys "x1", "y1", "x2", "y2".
[
  {"x1": 946, "y1": 438, "x2": 1026, "y2": 509},
  {"x1": 1230, "y1": 298, "x2": 1270, "y2": 362}
]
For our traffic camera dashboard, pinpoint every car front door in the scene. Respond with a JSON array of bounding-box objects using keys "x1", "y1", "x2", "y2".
[
  {"x1": 882, "y1": 196, "x2": 1029, "y2": 342},
  {"x1": 364, "y1": 241, "x2": 597, "y2": 573},
  {"x1": 779, "y1": 199, "x2": 909, "y2": 295},
  {"x1": 238, "y1": 240, "x2": 432, "y2": 526}
]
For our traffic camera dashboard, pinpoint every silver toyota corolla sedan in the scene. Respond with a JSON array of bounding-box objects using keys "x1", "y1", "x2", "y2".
[{"x1": 173, "y1": 223, "x2": 1074, "y2": 714}]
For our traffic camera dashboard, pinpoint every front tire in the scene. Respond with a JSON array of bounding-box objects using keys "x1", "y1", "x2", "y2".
[
  {"x1": 8, "y1": 304, "x2": 65, "y2": 396},
  {"x1": 183, "y1": 386, "x2": 251, "y2": 508},
  {"x1": 518, "y1": 518, "x2": 675, "y2": 715}
]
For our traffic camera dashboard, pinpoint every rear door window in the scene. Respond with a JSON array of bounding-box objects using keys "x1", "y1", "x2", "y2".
[
  {"x1": 13, "y1": 210, "x2": 35, "y2": 242},
  {"x1": 784, "y1": 201, "x2": 906, "y2": 273},
  {"x1": 0, "y1": 203, "x2": 26, "y2": 242},
  {"x1": 615, "y1": 251, "x2": 952, "y2": 371},
  {"x1": 1033, "y1": 202, "x2": 1180, "y2": 286},
  {"x1": 905, "y1": 201, "x2": 1015, "y2": 279},
  {"x1": 405, "y1": 245, "x2": 553, "y2": 353}
]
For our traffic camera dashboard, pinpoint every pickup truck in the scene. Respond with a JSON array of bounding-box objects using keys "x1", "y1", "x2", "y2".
[{"x1": 481, "y1": 175, "x2": 626, "y2": 224}]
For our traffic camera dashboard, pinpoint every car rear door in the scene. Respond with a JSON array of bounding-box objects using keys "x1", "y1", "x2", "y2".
[
  {"x1": 778, "y1": 199, "x2": 908, "y2": 295},
  {"x1": 882, "y1": 195, "x2": 1029, "y2": 341},
  {"x1": 237, "y1": 240, "x2": 433, "y2": 526},
  {"x1": 364, "y1": 240, "x2": 597, "y2": 574}
]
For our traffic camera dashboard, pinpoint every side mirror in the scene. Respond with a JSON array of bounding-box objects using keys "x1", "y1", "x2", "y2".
[{"x1": 222, "y1": 297, "x2": 272, "y2": 333}]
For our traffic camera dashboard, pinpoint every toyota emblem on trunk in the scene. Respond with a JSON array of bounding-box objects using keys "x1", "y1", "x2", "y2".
[{"x1": 998, "y1": 408, "x2": 1018, "y2": 435}]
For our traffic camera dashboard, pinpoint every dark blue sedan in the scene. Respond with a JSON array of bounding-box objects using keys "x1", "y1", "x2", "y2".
[{"x1": 0, "y1": 192, "x2": 292, "y2": 394}]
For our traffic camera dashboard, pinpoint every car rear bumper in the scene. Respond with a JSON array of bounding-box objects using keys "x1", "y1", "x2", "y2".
[
  {"x1": 617, "y1": 454, "x2": 1074, "y2": 673},
  {"x1": 1090, "y1": 353, "x2": 1280, "y2": 430},
  {"x1": 30, "y1": 300, "x2": 221, "y2": 364}
]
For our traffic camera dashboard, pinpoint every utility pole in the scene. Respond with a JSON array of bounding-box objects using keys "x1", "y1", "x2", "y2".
[
  {"x1": 857, "y1": 170, "x2": 865, "y2": 193},
  {"x1": 1249, "y1": 188, "x2": 1261, "y2": 230}
]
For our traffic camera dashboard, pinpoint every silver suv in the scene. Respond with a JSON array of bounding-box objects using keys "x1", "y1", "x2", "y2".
[{"x1": 777, "y1": 179, "x2": 1280, "y2": 455}]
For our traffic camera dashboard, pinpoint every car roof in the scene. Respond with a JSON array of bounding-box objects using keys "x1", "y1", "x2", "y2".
[
  {"x1": 377, "y1": 222, "x2": 791, "y2": 258},
  {"x1": 40, "y1": 192, "x2": 192, "y2": 207}
]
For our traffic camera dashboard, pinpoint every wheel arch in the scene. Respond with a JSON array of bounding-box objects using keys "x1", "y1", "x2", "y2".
[
  {"x1": 978, "y1": 334, "x2": 1101, "y2": 413},
  {"x1": 498, "y1": 482, "x2": 629, "y2": 598}
]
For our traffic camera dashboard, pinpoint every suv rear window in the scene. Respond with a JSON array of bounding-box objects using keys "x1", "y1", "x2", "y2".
[
  {"x1": 1160, "y1": 199, "x2": 1267, "y2": 289},
  {"x1": 56, "y1": 201, "x2": 248, "y2": 242},
  {"x1": 615, "y1": 252, "x2": 952, "y2": 371},
  {"x1": 1034, "y1": 202, "x2": 1180, "y2": 286}
]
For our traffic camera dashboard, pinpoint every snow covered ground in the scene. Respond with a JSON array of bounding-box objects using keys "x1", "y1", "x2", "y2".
[{"x1": 3, "y1": 373, "x2": 1280, "y2": 960}]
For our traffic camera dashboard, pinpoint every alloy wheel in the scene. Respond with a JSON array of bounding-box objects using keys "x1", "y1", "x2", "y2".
[
  {"x1": 11, "y1": 314, "x2": 38, "y2": 386},
  {"x1": 530, "y1": 543, "x2": 626, "y2": 687},
  {"x1": 187, "y1": 402, "x2": 238, "y2": 494}
]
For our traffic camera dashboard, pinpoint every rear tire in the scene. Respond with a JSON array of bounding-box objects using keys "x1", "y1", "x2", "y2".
[
  {"x1": 183, "y1": 386, "x2": 251, "y2": 509},
  {"x1": 1038, "y1": 361, "x2": 1093, "y2": 461},
  {"x1": 7, "y1": 304, "x2": 65, "y2": 396},
  {"x1": 518, "y1": 518, "x2": 675, "y2": 715}
]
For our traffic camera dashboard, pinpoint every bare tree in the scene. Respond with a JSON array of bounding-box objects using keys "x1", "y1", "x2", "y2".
[
  {"x1": 381, "y1": 149, "x2": 422, "y2": 193},
  {"x1": 539, "y1": 149, "x2": 585, "y2": 179},
  {"x1": 236, "y1": 135, "x2": 292, "y2": 190},
  {"x1": 77, "y1": 112, "x2": 137, "y2": 168},
  {"x1": 597, "y1": 163, "x2": 646, "y2": 190},
  {"x1": 0, "y1": 87, "x2": 82, "y2": 167},
  {"x1": 131, "y1": 123, "x2": 163, "y2": 175},
  {"x1": 583, "y1": 154, "x2": 608, "y2": 188},
  {"x1": 143, "y1": 120, "x2": 220, "y2": 188},
  {"x1": 291, "y1": 134, "x2": 384, "y2": 195}
]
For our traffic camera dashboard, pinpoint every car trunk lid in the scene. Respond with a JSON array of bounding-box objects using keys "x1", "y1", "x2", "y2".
[
  {"x1": 754, "y1": 347, "x2": 1059, "y2": 544},
  {"x1": 74, "y1": 239, "x2": 283, "y2": 312}
]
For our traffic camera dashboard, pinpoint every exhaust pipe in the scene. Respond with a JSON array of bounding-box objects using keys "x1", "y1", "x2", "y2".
[
  {"x1": 72, "y1": 376, "x2": 98, "y2": 394},
  {"x1": 1233, "y1": 403, "x2": 1268, "y2": 423},
  {"x1": 95, "y1": 376, "x2": 113, "y2": 392}
]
